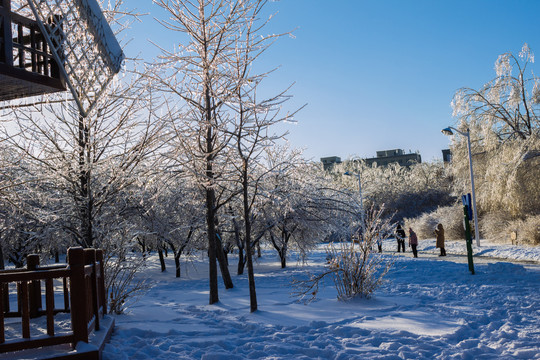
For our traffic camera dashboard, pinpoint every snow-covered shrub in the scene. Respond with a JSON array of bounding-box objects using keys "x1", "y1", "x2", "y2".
[
  {"x1": 101, "y1": 229, "x2": 149, "y2": 314},
  {"x1": 106, "y1": 253, "x2": 149, "y2": 314},
  {"x1": 514, "y1": 216, "x2": 540, "y2": 245},
  {"x1": 326, "y1": 240, "x2": 392, "y2": 300},
  {"x1": 293, "y1": 206, "x2": 394, "y2": 302},
  {"x1": 480, "y1": 212, "x2": 511, "y2": 244},
  {"x1": 405, "y1": 204, "x2": 465, "y2": 240},
  {"x1": 405, "y1": 212, "x2": 438, "y2": 240},
  {"x1": 482, "y1": 214, "x2": 540, "y2": 245}
]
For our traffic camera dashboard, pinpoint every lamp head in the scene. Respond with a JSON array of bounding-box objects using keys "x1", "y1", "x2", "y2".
[
  {"x1": 344, "y1": 171, "x2": 351, "y2": 176},
  {"x1": 441, "y1": 127, "x2": 454, "y2": 136}
]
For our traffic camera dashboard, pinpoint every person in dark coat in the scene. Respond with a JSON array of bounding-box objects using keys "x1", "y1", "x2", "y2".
[
  {"x1": 395, "y1": 224, "x2": 406, "y2": 253},
  {"x1": 408, "y1": 227, "x2": 418, "y2": 258},
  {"x1": 434, "y1": 223, "x2": 446, "y2": 256}
]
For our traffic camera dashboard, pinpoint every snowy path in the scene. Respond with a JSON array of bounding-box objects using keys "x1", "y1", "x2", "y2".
[
  {"x1": 102, "y1": 244, "x2": 540, "y2": 359},
  {"x1": 388, "y1": 238, "x2": 540, "y2": 264}
]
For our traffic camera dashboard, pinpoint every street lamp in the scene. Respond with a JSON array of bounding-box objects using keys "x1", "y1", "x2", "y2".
[
  {"x1": 441, "y1": 126, "x2": 480, "y2": 246},
  {"x1": 344, "y1": 171, "x2": 365, "y2": 241}
]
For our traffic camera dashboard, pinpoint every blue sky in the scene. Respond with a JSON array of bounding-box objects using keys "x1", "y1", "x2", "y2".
[{"x1": 127, "y1": 0, "x2": 540, "y2": 162}]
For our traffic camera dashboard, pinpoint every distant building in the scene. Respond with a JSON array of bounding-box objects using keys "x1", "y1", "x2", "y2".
[
  {"x1": 321, "y1": 150, "x2": 422, "y2": 170},
  {"x1": 442, "y1": 149, "x2": 452, "y2": 163},
  {"x1": 364, "y1": 149, "x2": 421, "y2": 167},
  {"x1": 320, "y1": 156, "x2": 342, "y2": 170}
]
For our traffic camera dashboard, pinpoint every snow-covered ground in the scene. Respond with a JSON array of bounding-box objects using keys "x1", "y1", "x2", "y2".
[{"x1": 102, "y1": 239, "x2": 540, "y2": 360}]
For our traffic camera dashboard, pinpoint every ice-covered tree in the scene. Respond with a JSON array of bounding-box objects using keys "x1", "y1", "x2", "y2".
[
  {"x1": 150, "y1": 0, "x2": 296, "y2": 304},
  {"x1": 1, "y1": 71, "x2": 161, "y2": 249},
  {"x1": 334, "y1": 160, "x2": 453, "y2": 223},
  {"x1": 227, "y1": 14, "x2": 299, "y2": 310},
  {"x1": 452, "y1": 43, "x2": 540, "y2": 142},
  {"x1": 130, "y1": 171, "x2": 206, "y2": 278},
  {"x1": 259, "y1": 148, "x2": 339, "y2": 268},
  {"x1": 449, "y1": 44, "x2": 540, "y2": 242}
]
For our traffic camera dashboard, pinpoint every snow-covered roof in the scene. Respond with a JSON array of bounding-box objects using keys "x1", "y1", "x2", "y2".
[{"x1": 74, "y1": 0, "x2": 124, "y2": 73}]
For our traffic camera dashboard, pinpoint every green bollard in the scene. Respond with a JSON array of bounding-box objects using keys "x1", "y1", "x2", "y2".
[{"x1": 463, "y1": 205, "x2": 475, "y2": 275}]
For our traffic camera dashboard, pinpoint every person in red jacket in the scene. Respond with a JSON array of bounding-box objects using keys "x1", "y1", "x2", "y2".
[{"x1": 408, "y1": 228, "x2": 418, "y2": 258}]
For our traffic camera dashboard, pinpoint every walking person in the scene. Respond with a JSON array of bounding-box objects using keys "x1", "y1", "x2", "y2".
[
  {"x1": 434, "y1": 223, "x2": 446, "y2": 256},
  {"x1": 395, "y1": 224, "x2": 406, "y2": 253},
  {"x1": 408, "y1": 228, "x2": 418, "y2": 258},
  {"x1": 376, "y1": 232, "x2": 383, "y2": 253}
]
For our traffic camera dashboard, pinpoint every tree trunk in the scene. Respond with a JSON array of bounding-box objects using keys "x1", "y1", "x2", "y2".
[
  {"x1": 269, "y1": 230, "x2": 287, "y2": 268},
  {"x1": 234, "y1": 219, "x2": 245, "y2": 275},
  {"x1": 279, "y1": 249, "x2": 287, "y2": 268},
  {"x1": 138, "y1": 238, "x2": 147, "y2": 255},
  {"x1": 215, "y1": 231, "x2": 233, "y2": 289},
  {"x1": 242, "y1": 160, "x2": 257, "y2": 312},
  {"x1": 175, "y1": 253, "x2": 181, "y2": 278},
  {"x1": 158, "y1": 248, "x2": 166, "y2": 272},
  {"x1": 206, "y1": 187, "x2": 219, "y2": 304}
]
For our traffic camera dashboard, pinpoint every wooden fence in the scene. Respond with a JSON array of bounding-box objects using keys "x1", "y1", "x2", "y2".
[{"x1": 0, "y1": 247, "x2": 107, "y2": 354}]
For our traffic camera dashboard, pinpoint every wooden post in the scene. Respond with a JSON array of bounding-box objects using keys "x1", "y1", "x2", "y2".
[
  {"x1": 20, "y1": 281, "x2": 30, "y2": 339},
  {"x1": 68, "y1": 247, "x2": 88, "y2": 346},
  {"x1": 27, "y1": 254, "x2": 42, "y2": 318},
  {"x1": 63, "y1": 277, "x2": 70, "y2": 312},
  {"x1": 85, "y1": 248, "x2": 99, "y2": 331},
  {"x1": 0, "y1": 0, "x2": 13, "y2": 66},
  {"x1": 96, "y1": 249, "x2": 107, "y2": 317},
  {"x1": 48, "y1": 14, "x2": 63, "y2": 79},
  {"x1": 30, "y1": 27, "x2": 36, "y2": 72},
  {"x1": 2, "y1": 283, "x2": 8, "y2": 313},
  {"x1": 45, "y1": 278, "x2": 55, "y2": 336},
  {"x1": 17, "y1": 24, "x2": 23, "y2": 68},
  {"x1": 0, "y1": 282, "x2": 4, "y2": 343}
]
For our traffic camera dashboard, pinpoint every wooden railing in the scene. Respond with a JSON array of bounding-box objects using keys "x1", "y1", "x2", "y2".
[
  {"x1": 0, "y1": 0, "x2": 63, "y2": 79},
  {"x1": 0, "y1": 247, "x2": 107, "y2": 354}
]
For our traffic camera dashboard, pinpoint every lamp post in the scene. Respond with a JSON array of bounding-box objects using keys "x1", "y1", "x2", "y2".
[
  {"x1": 441, "y1": 126, "x2": 480, "y2": 246},
  {"x1": 344, "y1": 171, "x2": 365, "y2": 241}
]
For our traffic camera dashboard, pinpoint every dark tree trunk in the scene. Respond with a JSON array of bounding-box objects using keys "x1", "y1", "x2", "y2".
[
  {"x1": 269, "y1": 230, "x2": 288, "y2": 269},
  {"x1": 235, "y1": 221, "x2": 245, "y2": 275},
  {"x1": 242, "y1": 159, "x2": 257, "y2": 312},
  {"x1": 175, "y1": 253, "x2": 181, "y2": 278},
  {"x1": 217, "y1": 234, "x2": 229, "y2": 266},
  {"x1": 280, "y1": 250, "x2": 287, "y2": 268},
  {"x1": 206, "y1": 187, "x2": 219, "y2": 304},
  {"x1": 215, "y1": 230, "x2": 233, "y2": 289},
  {"x1": 158, "y1": 248, "x2": 166, "y2": 272},
  {"x1": 138, "y1": 238, "x2": 147, "y2": 255},
  {"x1": 237, "y1": 247, "x2": 245, "y2": 275}
]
